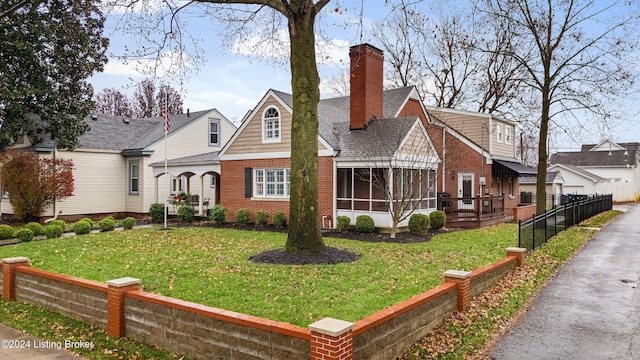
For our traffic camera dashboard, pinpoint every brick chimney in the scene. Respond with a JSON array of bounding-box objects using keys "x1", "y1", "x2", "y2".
[{"x1": 349, "y1": 44, "x2": 384, "y2": 130}]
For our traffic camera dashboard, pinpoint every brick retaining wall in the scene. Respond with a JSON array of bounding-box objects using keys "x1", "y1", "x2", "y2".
[
  {"x1": 15, "y1": 267, "x2": 108, "y2": 329},
  {"x1": 353, "y1": 283, "x2": 457, "y2": 359},
  {"x1": 124, "y1": 291, "x2": 310, "y2": 360},
  {"x1": 470, "y1": 257, "x2": 517, "y2": 298},
  {"x1": 1, "y1": 247, "x2": 526, "y2": 360}
]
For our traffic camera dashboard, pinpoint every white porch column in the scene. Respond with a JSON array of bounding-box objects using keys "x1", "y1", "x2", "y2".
[
  {"x1": 198, "y1": 175, "x2": 205, "y2": 216},
  {"x1": 154, "y1": 175, "x2": 159, "y2": 203}
]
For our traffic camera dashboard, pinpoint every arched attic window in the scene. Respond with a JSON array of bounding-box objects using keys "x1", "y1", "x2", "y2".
[{"x1": 262, "y1": 106, "x2": 281, "y2": 143}]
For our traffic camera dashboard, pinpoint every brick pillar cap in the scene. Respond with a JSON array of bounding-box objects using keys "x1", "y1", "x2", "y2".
[
  {"x1": 2, "y1": 256, "x2": 29, "y2": 264},
  {"x1": 106, "y1": 277, "x2": 140, "y2": 287},
  {"x1": 443, "y1": 270, "x2": 471, "y2": 279},
  {"x1": 506, "y1": 247, "x2": 527, "y2": 253},
  {"x1": 309, "y1": 318, "x2": 354, "y2": 337}
]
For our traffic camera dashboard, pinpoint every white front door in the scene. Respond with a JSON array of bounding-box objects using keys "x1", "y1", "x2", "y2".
[{"x1": 458, "y1": 173, "x2": 474, "y2": 209}]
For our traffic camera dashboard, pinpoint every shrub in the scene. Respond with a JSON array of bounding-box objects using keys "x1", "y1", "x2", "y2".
[
  {"x1": 234, "y1": 208, "x2": 250, "y2": 226},
  {"x1": 80, "y1": 218, "x2": 94, "y2": 227},
  {"x1": 355, "y1": 215, "x2": 375, "y2": 233},
  {"x1": 430, "y1": 210, "x2": 446, "y2": 230},
  {"x1": 149, "y1": 203, "x2": 165, "y2": 223},
  {"x1": 408, "y1": 213, "x2": 430, "y2": 234},
  {"x1": 24, "y1": 222, "x2": 43, "y2": 236},
  {"x1": 177, "y1": 205, "x2": 195, "y2": 223},
  {"x1": 336, "y1": 216, "x2": 351, "y2": 232},
  {"x1": 273, "y1": 211, "x2": 286, "y2": 227},
  {"x1": 72, "y1": 221, "x2": 92, "y2": 235},
  {"x1": 49, "y1": 220, "x2": 66, "y2": 232},
  {"x1": 44, "y1": 224, "x2": 64, "y2": 239},
  {"x1": 0, "y1": 225, "x2": 14, "y2": 239},
  {"x1": 255, "y1": 210, "x2": 268, "y2": 226},
  {"x1": 99, "y1": 218, "x2": 115, "y2": 232},
  {"x1": 103, "y1": 216, "x2": 116, "y2": 222},
  {"x1": 0, "y1": 149, "x2": 74, "y2": 222},
  {"x1": 16, "y1": 228, "x2": 34, "y2": 242},
  {"x1": 209, "y1": 205, "x2": 226, "y2": 225},
  {"x1": 122, "y1": 217, "x2": 136, "y2": 230}
]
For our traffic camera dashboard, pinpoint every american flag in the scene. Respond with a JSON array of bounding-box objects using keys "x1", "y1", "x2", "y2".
[{"x1": 161, "y1": 104, "x2": 170, "y2": 134}]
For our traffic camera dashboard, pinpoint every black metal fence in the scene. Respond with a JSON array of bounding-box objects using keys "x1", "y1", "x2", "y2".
[{"x1": 518, "y1": 194, "x2": 613, "y2": 250}]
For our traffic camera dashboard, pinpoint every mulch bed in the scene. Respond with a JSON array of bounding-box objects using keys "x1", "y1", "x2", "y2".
[{"x1": 248, "y1": 247, "x2": 361, "y2": 265}]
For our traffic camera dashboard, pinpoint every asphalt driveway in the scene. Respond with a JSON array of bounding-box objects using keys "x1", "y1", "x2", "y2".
[{"x1": 491, "y1": 203, "x2": 640, "y2": 359}]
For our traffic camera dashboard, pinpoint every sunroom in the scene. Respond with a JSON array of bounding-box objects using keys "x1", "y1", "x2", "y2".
[{"x1": 335, "y1": 164, "x2": 438, "y2": 229}]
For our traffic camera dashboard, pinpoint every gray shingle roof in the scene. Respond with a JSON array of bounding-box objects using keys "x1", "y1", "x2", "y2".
[
  {"x1": 333, "y1": 117, "x2": 420, "y2": 159},
  {"x1": 550, "y1": 142, "x2": 639, "y2": 167},
  {"x1": 73, "y1": 110, "x2": 215, "y2": 151},
  {"x1": 149, "y1": 151, "x2": 220, "y2": 167},
  {"x1": 316, "y1": 86, "x2": 416, "y2": 150},
  {"x1": 126, "y1": 110, "x2": 215, "y2": 149},
  {"x1": 520, "y1": 171, "x2": 560, "y2": 184}
]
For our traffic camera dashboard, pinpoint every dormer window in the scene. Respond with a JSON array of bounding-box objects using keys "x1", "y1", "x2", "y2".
[
  {"x1": 496, "y1": 123, "x2": 504, "y2": 143},
  {"x1": 262, "y1": 106, "x2": 281, "y2": 143}
]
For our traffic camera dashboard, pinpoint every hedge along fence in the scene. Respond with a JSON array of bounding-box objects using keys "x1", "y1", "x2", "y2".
[{"x1": 0, "y1": 248, "x2": 527, "y2": 360}]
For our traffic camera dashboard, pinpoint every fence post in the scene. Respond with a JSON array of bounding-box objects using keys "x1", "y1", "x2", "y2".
[
  {"x1": 1, "y1": 257, "x2": 29, "y2": 300},
  {"x1": 506, "y1": 247, "x2": 527, "y2": 267},
  {"x1": 518, "y1": 220, "x2": 522, "y2": 248},
  {"x1": 309, "y1": 318, "x2": 354, "y2": 360},
  {"x1": 106, "y1": 277, "x2": 140, "y2": 338},
  {"x1": 443, "y1": 270, "x2": 472, "y2": 312}
]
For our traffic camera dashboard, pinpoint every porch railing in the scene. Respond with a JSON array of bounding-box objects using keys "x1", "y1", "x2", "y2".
[{"x1": 437, "y1": 195, "x2": 505, "y2": 221}]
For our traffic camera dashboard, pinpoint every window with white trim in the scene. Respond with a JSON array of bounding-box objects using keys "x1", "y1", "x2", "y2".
[
  {"x1": 496, "y1": 123, "x2": 504, "y2": 143},
  {"x1": 128, "y1": 160, "x2": 139, "y2": 195},
  {"x1": 254, "y1": 168, "x2": 290, "y2": 197},
  {"x1": 505, "y1": 126, "x2": 511, "y2": 144},
  {"x1": 171, "y1": 175, "x2": 185, "y2": 194},
  {"x1": 209, "y1": 119, "x2": 220, "y2": 146},
  {"x1": 262, "y1": 107, "x2": 281, "y2": 143}
]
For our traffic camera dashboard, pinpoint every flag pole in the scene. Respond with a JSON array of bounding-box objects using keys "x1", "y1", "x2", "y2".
[{"x1": 163, "y1": 85, "x2": 169, "y2": 229}]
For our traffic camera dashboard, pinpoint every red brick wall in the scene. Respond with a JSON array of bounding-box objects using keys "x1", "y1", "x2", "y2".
[
  {"x1": 425, "y1": 124, "x2": 491, "y2": 197},
  {"x1": 220, "y1": 157, "x2": 334, "y2": 225}
]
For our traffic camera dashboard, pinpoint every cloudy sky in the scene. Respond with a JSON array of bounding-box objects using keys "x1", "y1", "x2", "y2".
[{"x1": 89, "y1": 1, "x2": 640, "y2": 152}]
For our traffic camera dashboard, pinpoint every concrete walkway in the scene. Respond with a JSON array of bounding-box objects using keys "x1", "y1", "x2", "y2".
[
  {"x1": 491, "y1": 203, "x2": 640, "y2": 359},
  {"x1": 0, "y1": 323, "x2": 83, "y2": 359}
]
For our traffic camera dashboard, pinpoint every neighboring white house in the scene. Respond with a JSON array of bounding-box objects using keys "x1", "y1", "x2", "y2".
[
  {"x1": 549, "y1": 140, "x2": 640, "y2": 202},
  {"x1": 0, "y1": 109, "x2": 236, "y2": 220}
]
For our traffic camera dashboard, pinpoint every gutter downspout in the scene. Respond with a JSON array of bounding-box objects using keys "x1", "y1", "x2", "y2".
[{"x1": 442, "y1": 126, "x2": 446, "y2": 192}]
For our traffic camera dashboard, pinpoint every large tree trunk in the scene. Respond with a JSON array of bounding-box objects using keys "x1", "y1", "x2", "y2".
[
  {"x1": 536, "y1": 84, "x2": 550, "y2": 215},
  {"x1": 284, "y1": 9, "x2": 326, "y2": 253}
]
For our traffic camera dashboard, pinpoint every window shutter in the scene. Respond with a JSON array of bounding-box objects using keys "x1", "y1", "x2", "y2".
[{"x1": 244, "y1": 168, "x2": 252, "y2": 198}]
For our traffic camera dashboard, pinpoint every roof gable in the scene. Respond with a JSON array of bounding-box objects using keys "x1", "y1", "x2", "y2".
[
  {"x1": 548, "y1": 163, "x2": 607, "y2": 183},
  {"x1": 587, "y1": 140, "x2": 625, "y2": 152},
  {"x1": 218, "y1": 89, "x2": 294, "y2": 158}
]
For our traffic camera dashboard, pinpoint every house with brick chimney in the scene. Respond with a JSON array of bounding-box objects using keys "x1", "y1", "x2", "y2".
[{"x1": 217, "y1": 44, "x2": 440, "y2": 229}]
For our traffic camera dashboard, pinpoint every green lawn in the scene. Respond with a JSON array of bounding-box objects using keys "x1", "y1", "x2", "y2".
[{"x1": 0, "y1": 224, "x2": 518, "y2": 327}]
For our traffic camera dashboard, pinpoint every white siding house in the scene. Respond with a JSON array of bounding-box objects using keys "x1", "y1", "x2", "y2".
[
  {"x1": 549, "y1": 140, "x2": 640, "y2": 202},
  {"x1": 1, "y1": 109, "x2": 236, "y2": 220}
]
